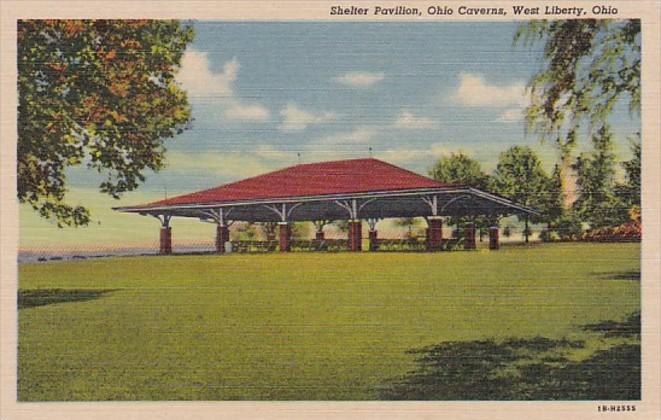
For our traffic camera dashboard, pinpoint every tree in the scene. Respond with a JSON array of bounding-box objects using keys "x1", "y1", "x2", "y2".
[
  {"x1": 18, "y1": 20, "x2": 194, "y2": 226},
  {"x1": 429, "y1": 153, "x2": 493, "y2": 234},
  {"x1": 615, "y1": 134, "x2": 641, "y2": 209},
  {"x1": 234, "y1": 222, "x2": 258, "y2": 241},
  {"x1": 291, "y1": 222, "x2": 311, "y2": 240},
  {"x1": 492, "y1": 146, "x2": 551, "y2": 243},
  {"x1": 544, "y1": 164, "x2": 565, "y2": 222},
  {"x1": 572, "y1": 125, "x2": 628, "y2": 228},
  {"x1": 393, "y1": 218, "x2": 422, "y2": 239},
  {"x1": 515, "y1": 20, "x2": 641, "y2": 206},
  {"x1": 537, "y1": 164, "x2": 565, "y2": 241},
  {"x1": 261, "y1": 222, "x2": 278, "y2": 241},
  {"x1": 332, "y1": 220, "x2": 350, "y2": 234},
  {"x1": 429, "y1": 152, "x2": 490, "y2": 190}
]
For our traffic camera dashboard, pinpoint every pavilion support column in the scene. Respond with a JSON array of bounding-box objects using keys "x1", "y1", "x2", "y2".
[
  {"x1": 489, "y1": 226, "x2": 500, "y2": 250},
  {"x1": 215, "y1": 224, "x2": 229, "y2": 253},
  {"x1": 349, "y1": 220, "x2": 362, "y2": 252},
  {"x1": 368, "y1": 229, "x2": 378, "y2": 251},
  {"x1": 159, "y1": 226, "x2": 172, "y2": 255},
  {"x1": 315, "y1": 224, "x2": 325, "y2": 240},
  {"x1": 367, "y1": 218, "x2": 378, "y2": 251},
  {"x1": 465, "y1": 222, "x2": 477, "y2": 250},
  {"x1": 427, "y1": 216, "x2": 443, "y2": 252},
  {"x1": 279, "y1": 222, "x2": 291, "y2": 252}
]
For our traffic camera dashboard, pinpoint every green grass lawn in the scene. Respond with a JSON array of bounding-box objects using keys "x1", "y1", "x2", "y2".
[{"x1": 18, "y1": 242, "x2": 640, "y2": 401}]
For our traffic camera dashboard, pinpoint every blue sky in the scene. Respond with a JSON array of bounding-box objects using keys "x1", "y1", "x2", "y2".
[{"x1": 22, "y1": 21, "x2": 640, "y2": 250}]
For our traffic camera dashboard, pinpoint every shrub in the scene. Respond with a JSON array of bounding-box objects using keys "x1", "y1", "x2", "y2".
[{"x1": 582, "y1": 206, "x2": 641, "y2": 242}]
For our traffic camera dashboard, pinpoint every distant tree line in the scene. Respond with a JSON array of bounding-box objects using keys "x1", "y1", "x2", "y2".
[{"x1": 428, "y1": 129, "x2": 640, "y2": 242}]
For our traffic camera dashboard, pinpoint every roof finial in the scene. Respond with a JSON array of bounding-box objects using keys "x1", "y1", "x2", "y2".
[
  {"x1": 297, "y1": 152, "x2": 301, "y2": 164},
  {"x1": 368, "y1": 146, "x2": 373, "y2": 157}
]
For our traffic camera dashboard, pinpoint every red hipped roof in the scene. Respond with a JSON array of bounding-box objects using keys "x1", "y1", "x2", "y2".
[{"x1": 147, "y1": 158, "x2": 452, "y2": 207}]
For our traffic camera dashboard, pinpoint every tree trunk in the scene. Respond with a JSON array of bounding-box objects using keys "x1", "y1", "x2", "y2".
[
  {"x1": 524, "y1": 215, "x2": 529, "y2": 243},
  {"x1": 559, "y1": 148, "x2": 576, "y2": 210}
]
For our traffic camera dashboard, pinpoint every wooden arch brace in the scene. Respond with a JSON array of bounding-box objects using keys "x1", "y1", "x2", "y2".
[
  {"x1": 199, "y1": 208, "x2": 233, "y2": 226},
  {"x1": 440, "y1": 195, "x2": 473, "y2": 213},
  {"x1": 262, "y1": 202, "x2": 303, "y2": 222},
  {"x1": 421, "y1": 195, "x2": 438, "y2": 216},
  {"x1": 150, "y1": 214, "x2": 171, "y2": 228},
  {"x1": 334, "y1": 198, "x2": 379, "y2": 220}
]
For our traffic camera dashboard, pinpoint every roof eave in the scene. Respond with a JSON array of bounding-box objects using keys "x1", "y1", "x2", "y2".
[
  {"x1": 112, "y1": 186, "x2": 464, "y2": 213},
  {"x1": 113, "y1": 186, "x2": 540, "y2": 217}
]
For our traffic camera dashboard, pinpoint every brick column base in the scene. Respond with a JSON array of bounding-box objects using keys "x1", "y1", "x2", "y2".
[
  {"x1": 215, "y1": 225, "x2": 229, "y2": 253},
  {"x1": 368, "y1": 230, "x2": 378, "y2": 251},
  {"x1": 279, "y1": 223, "x2": 291, "y2": 252},
  {"x1": 427, "y1": 218, "x2": 443, "y2": 251},
  {"x1": 160, "y1": 227, "x2": 172, "y2": 255},
  {"x1": 489, "y1": 226, "x2": 500, "y2": 250},
  {"x1": 349, "y1": 220, "x2": 362, "y2": 252},
  {"x1": 465, "y1": 223, "x2": 476, "y2": 250}
]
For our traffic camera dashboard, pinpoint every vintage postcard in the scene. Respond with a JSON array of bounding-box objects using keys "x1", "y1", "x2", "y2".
[{"x1": 1, "y1": 1, "x2": 659, "y2": 419}]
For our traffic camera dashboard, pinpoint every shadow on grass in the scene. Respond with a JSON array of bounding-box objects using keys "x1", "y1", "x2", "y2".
[
  {"x1": 583, "y1": 312, "x2": 641, "y2": 339},
  {"x1": 593, "y1": 270, "x2": 640, "y2": 281},
  {"x1": 18, "y1": 288, "x2": 119, "y2": 309},
  {"x1": 379, "y1": 313, "x2": 640, "y2": 400}
]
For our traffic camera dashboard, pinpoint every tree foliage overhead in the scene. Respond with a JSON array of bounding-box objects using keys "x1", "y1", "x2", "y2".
[
  {"x1": 515, "y1": 19, "x2": 640, "y2": 139},
  {"x1": 18, "y1": 20, "x2": 194, "y2": 226},
  {"x1": 515, "y1": 19, "x2": 641, "y2": 215}
]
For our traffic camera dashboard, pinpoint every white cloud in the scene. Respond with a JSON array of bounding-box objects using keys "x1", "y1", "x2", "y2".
[
  {"x1": 225, "y1": 103, "x2": 271, "y2": 122},
  {"x1": 335, "y1": 71, "x2": 385, "y2": 87},
  {"x1": 498, "y1": 108, "x2": 524, "y2": 122},
  {"x1": 279, "y1": 103, "x2": 336, "y2": 131},
  {"x1": 176, "y1": 49, "x2": 271, "y2": 123},
  {"x1": 177, "y1": 51, "x2": 238, "y2": 97},
  {"x1": 451, "y1": 73, "x2": 527, "y2": 107},
  {"x1": 392, "y1": 110, "x2": 440, "y2": 130}
]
